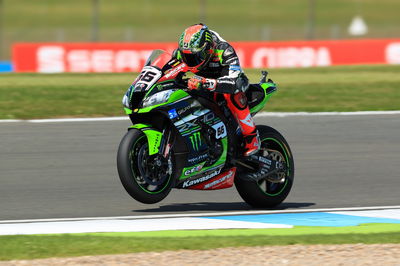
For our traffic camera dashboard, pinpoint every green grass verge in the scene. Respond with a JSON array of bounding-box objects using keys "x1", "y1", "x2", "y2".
[
  {"x1": 2, "y1": 0, "x2": 400, "y2": 60},
  {"x1": 4, "y1": 1, "x2": 400, "y2": 40},
  {"x1": 2, "y1": 0, "x2": 400, "y2": 58},
  {"x1": 1, "y1": 224, "x2": 399, "y2": 261},
  {"x1": 1, "y1": 64, "x2": 400, "y2": 120}
]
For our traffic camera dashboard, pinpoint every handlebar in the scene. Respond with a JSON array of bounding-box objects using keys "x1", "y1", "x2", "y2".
[{"x1": 174, "y1": 78, "x2": 189, "y2": 90}]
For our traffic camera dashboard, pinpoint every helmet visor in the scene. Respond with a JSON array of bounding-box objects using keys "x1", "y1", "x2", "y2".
[
  {"x1": 181, "y1": 51, "x2": 206, "y2": 67},
  {"x1": 180, "y1": 42, "x2": 211, "y2": 67}
]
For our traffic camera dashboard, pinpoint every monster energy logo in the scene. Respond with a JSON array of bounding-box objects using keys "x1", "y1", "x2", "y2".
[
  {"x1": 205, "y1": 32, "x2": 212, "y2": 42},
  {"x1": 190, "y1": 132, "x2": 202, "y2": 151}
]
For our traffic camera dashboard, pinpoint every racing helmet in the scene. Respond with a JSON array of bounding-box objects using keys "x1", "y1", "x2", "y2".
[{"x1": 178, "y1": 24, "x2": 213, "y2": 70}]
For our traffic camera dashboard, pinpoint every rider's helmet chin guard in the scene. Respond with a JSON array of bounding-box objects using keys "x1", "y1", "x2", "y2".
[{"x1": 178, "y1": 23, "x2": 214, "y2": 71}]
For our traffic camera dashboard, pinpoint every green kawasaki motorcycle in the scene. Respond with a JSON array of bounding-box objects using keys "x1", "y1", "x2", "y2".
[{"x1": 117, "y1": 50, "x2": 294, "y2": 207}]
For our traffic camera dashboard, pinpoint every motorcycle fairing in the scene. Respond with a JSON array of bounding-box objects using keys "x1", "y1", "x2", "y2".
[
  {"x1": 127, "y1": 89, "x2": 230, "y2": 183},
  {"x1": 168, "y1": 101, "x2": 229, "y2": 180},
  {"x1": 248, "y1": 81, "x2": 277, "y2": 114},
  {"x1": 176, "y1": 166, "x2": 237, "y2": 190}
]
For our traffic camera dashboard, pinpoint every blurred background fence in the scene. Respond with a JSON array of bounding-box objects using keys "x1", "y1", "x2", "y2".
[{"x1": 1, "y1": 0, "x2": 400, "y2": 60}]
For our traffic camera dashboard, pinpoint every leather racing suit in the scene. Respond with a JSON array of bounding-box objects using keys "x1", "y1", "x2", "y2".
[{"x1": 175, "y1": 30, "x2": 259, "y2": 156}]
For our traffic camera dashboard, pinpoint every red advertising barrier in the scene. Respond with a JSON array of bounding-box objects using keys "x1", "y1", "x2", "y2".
[{"x1": 12, "y1": 39, "x2": 400, "y2": 73}]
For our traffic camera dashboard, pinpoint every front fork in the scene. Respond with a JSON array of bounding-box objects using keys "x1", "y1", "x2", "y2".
[{"x1": 158, "y1": 126, "x2": 173, "y2": 158}]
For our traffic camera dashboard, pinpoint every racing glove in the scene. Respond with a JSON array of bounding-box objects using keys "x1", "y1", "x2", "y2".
[{"x1": 188, "y1": 75, "x2": 217, "y2": 91}]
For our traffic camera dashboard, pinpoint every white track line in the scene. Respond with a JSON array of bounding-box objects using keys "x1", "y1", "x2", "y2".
[
  {"x1": 257, "y1": 111, "x2": 400, "y2": 117},
  {"x1": 0, "y1": 119, "x2": 23, "y2": 123},
  {"x1": 29, "y1": 116, "x2": 128, "y2": 123},
  {"x1": 0, "y1": 218, "x2": 292, "y2": 235},
  {"x1": 1, "y1": 205, "x2": 399, "y2": 224},
  {"x1": 1, "y1": 110, "x2": 400, "y2": 123}
]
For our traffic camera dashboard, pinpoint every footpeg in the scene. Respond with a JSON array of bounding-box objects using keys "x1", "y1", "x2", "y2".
[{"x1": 240, "y1": 154, "x2": 286, "y2": 183}]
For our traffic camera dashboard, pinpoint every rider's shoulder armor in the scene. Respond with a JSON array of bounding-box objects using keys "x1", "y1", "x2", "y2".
[{"x1": 210, "y1": 32, "x2": 239, "y2": 67}]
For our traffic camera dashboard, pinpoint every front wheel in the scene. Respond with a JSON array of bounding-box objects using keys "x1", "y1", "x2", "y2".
[
  {"x1": 117, "y1": 129, "x2": 174, "y2": 204},
  {"x1": 235, "y1": 125, "x2": 294, "y2": 208}
]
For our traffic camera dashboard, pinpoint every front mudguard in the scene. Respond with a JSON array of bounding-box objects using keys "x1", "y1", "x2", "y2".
[{"x1": 129, "y1": 124, "x2": 162, "y2": 155}]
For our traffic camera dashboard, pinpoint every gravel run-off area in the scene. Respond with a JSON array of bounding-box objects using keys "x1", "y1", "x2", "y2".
[{"x1": 1, "y1": 244, "x2": 399, "y2": 266}]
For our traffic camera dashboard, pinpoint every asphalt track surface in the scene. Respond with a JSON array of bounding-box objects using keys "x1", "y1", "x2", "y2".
[{"x1": 1, "y1": 114, "x2": 399, "y2": 221}]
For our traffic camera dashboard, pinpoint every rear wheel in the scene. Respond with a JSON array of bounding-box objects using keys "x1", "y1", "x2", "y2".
[
  {"x1": 117, "y1": 129, "x2": 174, "y2": 204},
  {"x1": 235, "y1": 125, "x2": 294, "y2": 208}
]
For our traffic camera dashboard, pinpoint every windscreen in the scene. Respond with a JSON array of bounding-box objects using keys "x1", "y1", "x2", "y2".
[{"x1": 144, "y1": 50, "x2": 171, "y2": 69}]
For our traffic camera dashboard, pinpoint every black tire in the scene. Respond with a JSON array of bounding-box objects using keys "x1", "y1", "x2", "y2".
[
  {"x1": 117, "y1": 129, "x2": 174, "y2": 204},
  {"x1": 235, "y1": 125, "x2": 294, "y2": 208}
]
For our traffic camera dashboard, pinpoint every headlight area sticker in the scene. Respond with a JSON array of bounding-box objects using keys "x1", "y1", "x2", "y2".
[{"x1": 168, "y1": 109, "x2": 178, "y2": 119}]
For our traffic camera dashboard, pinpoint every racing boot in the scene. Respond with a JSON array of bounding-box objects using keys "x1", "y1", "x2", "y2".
[
  {"x1": 224, "y1": 92, "x2": 260, "y2": 156},
  {"x1": 243, "y1": 129, "x2": 260, "y2": 157}
]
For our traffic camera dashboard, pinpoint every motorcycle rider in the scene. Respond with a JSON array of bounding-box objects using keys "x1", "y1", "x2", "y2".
[{"x1": 175, "y1": 23, "x2": 260, "y2": 156}]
